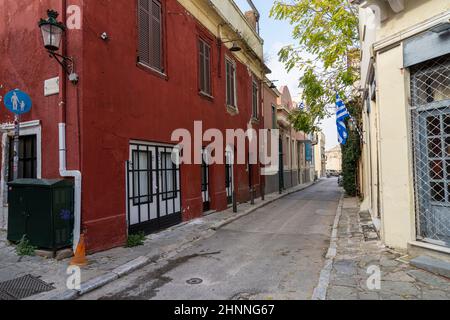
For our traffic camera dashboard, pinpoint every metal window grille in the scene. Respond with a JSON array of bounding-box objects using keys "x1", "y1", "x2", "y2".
[
  {"x1": 127, "y1": 143, "x2": 181, "y2": 234},
  {"x1": 8, "y1": 135, "x2": 37, "y2": 181},
  {"x1": 410, "y1": 54, "x2": 450, "y2": 247}
]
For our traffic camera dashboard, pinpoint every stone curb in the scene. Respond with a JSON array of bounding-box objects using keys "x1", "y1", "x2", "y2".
[
  {"x1": 312, "y1": 193, "x2": 344, "y2": 301},
  {"x1": 210, "y1": 182, "x2": 317, "y2": 231},
  {"x1": 34, "y1": 181, "x2": 319, "y2": 300}
]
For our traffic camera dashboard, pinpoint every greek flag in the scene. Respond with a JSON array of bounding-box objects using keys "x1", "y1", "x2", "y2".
[{"x1": 336, "y1": 94, "x2": 350, "y2": 145}]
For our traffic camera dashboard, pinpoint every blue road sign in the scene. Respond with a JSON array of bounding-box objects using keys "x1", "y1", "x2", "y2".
[{"x1": 3, "y1": 89, "x2": 32, "y2": 115}]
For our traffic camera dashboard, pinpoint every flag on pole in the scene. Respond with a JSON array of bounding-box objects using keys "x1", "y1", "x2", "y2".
[{"x1": 336, "y1": 94, "x2": 350, "y2": 145}]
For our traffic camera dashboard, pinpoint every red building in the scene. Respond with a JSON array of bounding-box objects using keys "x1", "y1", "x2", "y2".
[{"x1": 0, "y1": 0, "x2": 269, "y2": 253}]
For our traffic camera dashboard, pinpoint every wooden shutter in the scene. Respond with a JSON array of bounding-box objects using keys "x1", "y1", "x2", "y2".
[
  {"x1": 252, "y1": 81, "x2": 258, "y2": 118},
  {"x1": 199, "y1": 39, "x2": 212, "y2": 95},
  {"x1": 226, "y1": 61, "x2": 231, "y2": 105},
  {"x1": 230, "y1": 62, "x2": 236, "y2": 106},
  {"x1": 138, "y1": 0, "x2": 151, "y2": 66},
  {"x1": 150, "y1": 0, "x2": 162, "y2": 71},
  {"x1": 138, "y1": 0, "x2": 163, "y2": 71},
  {"x1": 199, "y1": 40, "x2": 205, "y2": 92},
  {"x1": 204, "y1": 43, "x2": 211, "y2": 95}
]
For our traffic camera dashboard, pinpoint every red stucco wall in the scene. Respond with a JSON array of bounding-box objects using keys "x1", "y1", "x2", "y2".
[{"x1": 1, "y1": 0, "x2": 263, "y2": 253}]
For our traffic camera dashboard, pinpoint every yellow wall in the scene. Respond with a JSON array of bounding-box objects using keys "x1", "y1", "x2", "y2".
[
  {"x1": 359, "y1": 1, "x2": 450, "y2": 250},
  {"x1": 177, "y1": 0, "x2": 265, "y2": 79},
  {"x1": 377, "y1": 0, "x2": 450, "y2": 41},
  {"x1": 376, "y1": 45, "x2": 416, "y2": 249}
]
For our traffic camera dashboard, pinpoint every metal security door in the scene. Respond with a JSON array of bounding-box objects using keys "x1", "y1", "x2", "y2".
[
  {"x1": 201, "y1": 149, "x2": 210, "y2": 212},
  {"x1": 127, "y1": 143, "x2": 182, "y2": 234},
  {"x1": 411, "y1": 55, "x2": 450, "y2": 246},
  {"x1": 225, "y1": 150, "x2": 234, "y2": 204}
]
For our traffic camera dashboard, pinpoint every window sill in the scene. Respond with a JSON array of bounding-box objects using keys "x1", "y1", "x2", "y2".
[
  {"x1": 137, "y1": 62, "x2": 168, "y2": 80},
  {"x1": 226, "y1": 105, "x2": 239, "y2": 116},
  {"x1": 251, "y1": 117, "x2": 260, "y2": 125},
  {"x1": 199, "y1": 91, "x2": 214, "y2": 101}
]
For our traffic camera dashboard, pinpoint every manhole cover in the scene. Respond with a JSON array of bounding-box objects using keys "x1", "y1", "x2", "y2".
[
  {"x1": 0, "y1": 275, "x2": 55, "y2": 300},
  {"x1": 186, "y1": 278, "x2": 203, "y2": 285}
]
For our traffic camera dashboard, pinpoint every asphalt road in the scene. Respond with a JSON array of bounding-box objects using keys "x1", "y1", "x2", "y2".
[{"x1": 81, "y1": 178, "x2": 342, "y2": 300}]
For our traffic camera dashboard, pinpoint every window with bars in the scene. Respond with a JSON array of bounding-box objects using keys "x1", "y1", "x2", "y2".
[
  {"x1": 226, "y1": 58, "x2": 237, "y2": 108},
  {"x1": 8, "y1": 135, "x2": 37, "y2": 182},
  {"x1": 132, "y1": 150, "x2": 153, "y2": 205},
  {"x1": 410, "y1": 54, "x2": 450, "y2": 245},
  {"x1": 272, "y1": 104, "x2": 277, "y2": 129},
  {"x1": 199, "y1": 39, "x2": 212, "y2": 96},
  {"x1": 138, "y1": 0, "x2": 163, "y2": 73},
  {"x1": 252, "y1": 80, "x2": 259, "y2": 119},
  {"x1": 161, "y1": 152, "x2": 177, "y2": 200}
]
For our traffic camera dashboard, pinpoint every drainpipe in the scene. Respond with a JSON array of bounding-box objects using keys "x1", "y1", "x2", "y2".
[{"x1": 58, "y1": 0, "x2": 82, "y2": 252}]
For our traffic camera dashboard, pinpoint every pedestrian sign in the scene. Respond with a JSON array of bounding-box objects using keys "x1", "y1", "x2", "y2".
[{"x1": 3, "y1": 89, "x2": 32, "y2": 115}]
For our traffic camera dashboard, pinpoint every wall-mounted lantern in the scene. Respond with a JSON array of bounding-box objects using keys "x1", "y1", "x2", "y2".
[{"x1": 38, "y1": 10, "x2": 79, "y2": 84}]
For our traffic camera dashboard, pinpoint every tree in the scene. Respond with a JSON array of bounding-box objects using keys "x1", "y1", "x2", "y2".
[{"x1": 270, "y1": 0, "x2": 360, "y2": 133}]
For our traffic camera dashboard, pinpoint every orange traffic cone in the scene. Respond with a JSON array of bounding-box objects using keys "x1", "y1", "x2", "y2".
[{"x1": 70, "y1": 234, "x2": 88, "y2": 267}]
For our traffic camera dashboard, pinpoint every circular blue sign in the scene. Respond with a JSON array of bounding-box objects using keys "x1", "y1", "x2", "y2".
[{"x1": 3, "y1": 89, "x2": 32, "y2": 115}]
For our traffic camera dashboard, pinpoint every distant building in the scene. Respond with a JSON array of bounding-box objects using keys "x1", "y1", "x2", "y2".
[
  {"x1": 314, "y1": 133, "x2": 326, "y2": 178},
  {"x1": 277, "y1": 86, "x2": 315, "y2": 190},
  {"x1": 326, "y1": 146, "x2": 342, "y2": 173},
  {"x1": 262, "y1": 79, "x2": 281, "y2": 195}
]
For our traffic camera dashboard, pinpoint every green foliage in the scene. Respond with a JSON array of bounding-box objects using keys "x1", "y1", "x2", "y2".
[
  {"x1": 341, "y1": 99, "x2": 362, "y2": 196},
  {"x1": 270, "y1": 0, "x2": 360, "y2": 133},
  {"x1": 16, "y1": 235, "x2": 36, "y2": 257},
  {"x1": 126, "y1": 232, "x2": 146, "y2": 248}
]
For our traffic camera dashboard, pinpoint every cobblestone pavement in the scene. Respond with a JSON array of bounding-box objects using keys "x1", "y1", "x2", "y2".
[
  {"x1": 327, "y1": 197, "x2": 450, "y2": 300},
  {"x1": 0, "y1": 182, "x2": 314, "y2": 299}
]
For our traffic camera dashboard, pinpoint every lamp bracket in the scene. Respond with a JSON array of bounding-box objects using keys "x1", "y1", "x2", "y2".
[{"x1": 48, "y1": 51, "x2": 79, "y2": 84}]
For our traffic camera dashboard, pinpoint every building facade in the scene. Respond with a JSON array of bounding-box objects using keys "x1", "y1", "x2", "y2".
[
  {"x1": 314, "y1": 132, "x2": 327, "y2": 179},
  {"x1": 356, "y1": 0, "x2": 450, "y2": 254},
  {"x1": 0, "y1": 0, "x2": 269, "y2": 253},
  {"x1": 262, "y1": 79, "x2": 281, "y2": 195},
  {"x1": 326, "y1": 146, "x2": 342, "y2": 174},
  {"x1": 276, "y1": 86, "x2": 315, "y2": 191}
]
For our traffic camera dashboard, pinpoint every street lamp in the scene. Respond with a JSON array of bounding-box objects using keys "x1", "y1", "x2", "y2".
[
  {"x1": 38, "y1": 10, "x2": 79, "y2": 84},
  {"x1": 38, "y1": 10, "x2": 65, "y2": 51}
]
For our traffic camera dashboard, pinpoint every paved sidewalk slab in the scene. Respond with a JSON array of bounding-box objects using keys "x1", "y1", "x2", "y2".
[
  {"x1": 325, "y1": 197, "x2": 450, "y2": 300},
  {"x1": 410, "y1": 256, "x2": 450, "y2": 279}
]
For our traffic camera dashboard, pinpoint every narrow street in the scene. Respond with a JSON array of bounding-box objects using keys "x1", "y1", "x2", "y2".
[{"x1": 81, "y1": 179, "x2": 342, "y2": 300}]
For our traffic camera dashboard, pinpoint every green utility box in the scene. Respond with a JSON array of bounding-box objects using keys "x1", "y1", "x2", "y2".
[{"x1": 7, "y1": 179, "x2": 74, "y2": 252}]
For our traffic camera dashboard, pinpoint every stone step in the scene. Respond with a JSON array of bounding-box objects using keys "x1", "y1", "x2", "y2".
[{"x1": 410, "y1": 255, "x2": 450, "y2": 279}]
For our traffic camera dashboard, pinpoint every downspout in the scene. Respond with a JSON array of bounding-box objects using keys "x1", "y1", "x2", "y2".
[{"x1": 58, "y1": 0, "x2": 82, "y2": 252}]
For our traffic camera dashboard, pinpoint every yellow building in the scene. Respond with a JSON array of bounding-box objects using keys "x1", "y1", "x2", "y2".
[
  {"x1": 355, "y1": 0, "x2": 450, "y2": 257},
  {"x1": 314, "y1": 132, "x2": 327, "y2": 178},
  {"x1": 326, "y1": 146, "x2": 342, "y2": 174}
]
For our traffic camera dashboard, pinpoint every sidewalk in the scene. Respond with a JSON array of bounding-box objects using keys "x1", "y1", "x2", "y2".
[
  {"x1": 325, "y1": 197, "x2": 450, "y2": 300},
  {"x1": 0, "y1": 181, "x2": 315, "y2": 300}
]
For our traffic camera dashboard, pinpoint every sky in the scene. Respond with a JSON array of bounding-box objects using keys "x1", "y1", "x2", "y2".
[{"x1": 234, "y1": 0, "x2": 338, "y2": 150}]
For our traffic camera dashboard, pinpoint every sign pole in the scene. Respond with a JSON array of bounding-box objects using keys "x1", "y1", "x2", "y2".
[
  {"x1": 13, "y1": 114, "x2": 20, "y2": 180},
  {"x1": 3, "y1": 89, "x2": 32, "y2": 180}
]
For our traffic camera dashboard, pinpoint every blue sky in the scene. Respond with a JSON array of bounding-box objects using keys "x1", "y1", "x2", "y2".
[{"x1": 234, "y1": 0, "x2": 338, "y2": 149}]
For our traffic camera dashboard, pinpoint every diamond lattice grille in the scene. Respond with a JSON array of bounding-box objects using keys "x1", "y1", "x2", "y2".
[{"x1": 411, "y1": 54, "x2": 450, "y2": 246}]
